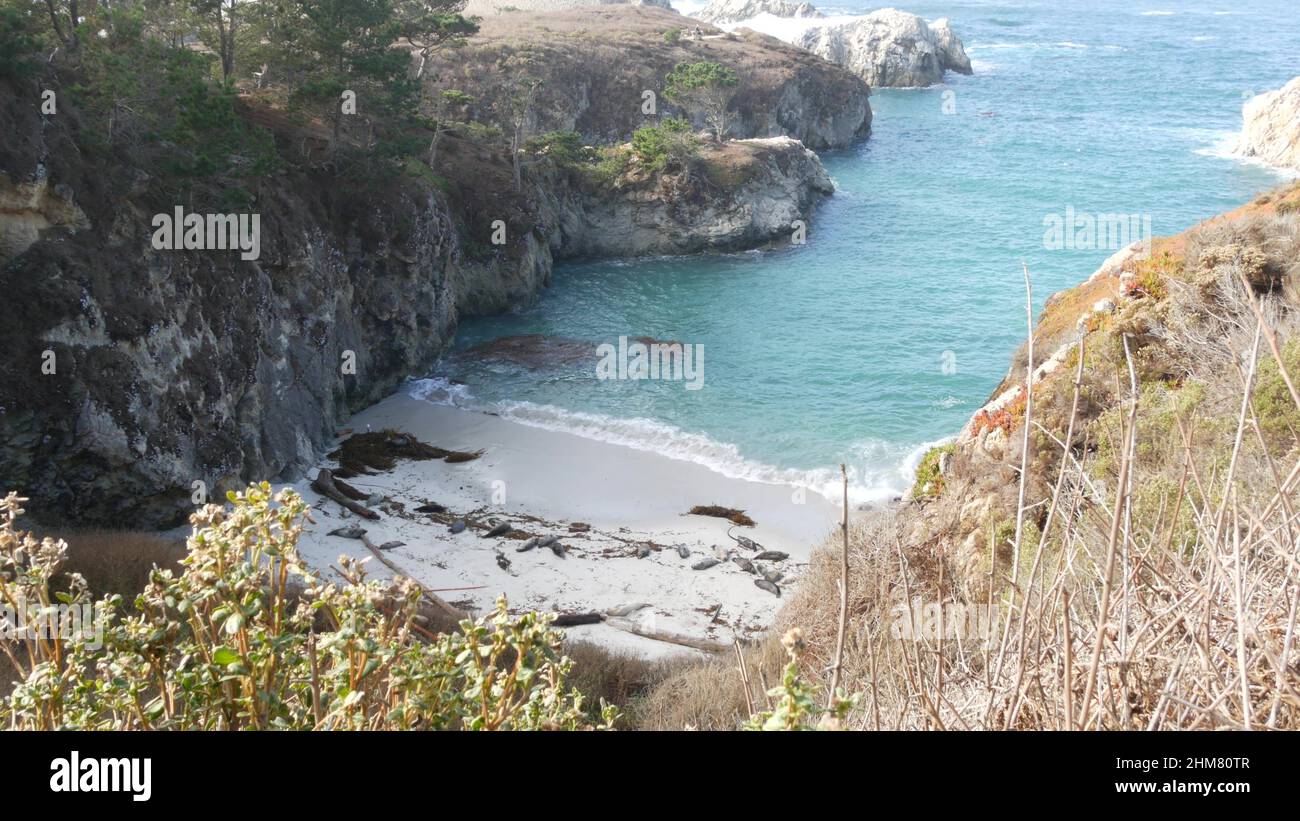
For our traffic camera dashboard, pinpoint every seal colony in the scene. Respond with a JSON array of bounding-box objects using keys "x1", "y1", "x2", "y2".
[{"x1": 293, "y1": 392, "x2": 840, "y2": 659}]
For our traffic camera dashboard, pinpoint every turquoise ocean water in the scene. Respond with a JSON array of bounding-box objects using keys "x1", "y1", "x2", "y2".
[{"x1": 414, "y1": 0, "x2": 1298, "y2": 503}]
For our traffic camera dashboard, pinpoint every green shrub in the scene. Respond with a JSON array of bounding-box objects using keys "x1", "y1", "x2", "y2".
[
  {"x1": 630, "y1": 117, "x2": 695, "y2": 172},
  {"x1": 911, "y1": 443, "x2": 955, "y2": 500},
  {"x1": 63, "y1": 8, "x2": 279, "y2": 186},
  {"x1": 745, "y1": 629, "x2": 857, "y2": 730},
  {"x1": 664, "y1": 61, "x2": 739, "y2": 139},
  {"x1": 525, "y1": 130, "x2": 594, "y2": 168},
  {"x1": 0, "y1": 1, "x2": 41, "y2": 79},
  {"x1": 1253, "y1": 338, "x2": 1300, "y2": 454},
  {"x1": 0, "y1": 485, "x2": 617, "y2": 730}
]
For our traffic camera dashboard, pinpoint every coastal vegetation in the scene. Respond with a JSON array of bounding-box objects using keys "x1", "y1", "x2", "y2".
[
  {"x1": 630, "y1": 117, "x2": 696, "y2": 172},
  {"x1": 0, "y1": 486, "x2": 619, "y2": 730},
  {"x1": 1, "y1": 485, "x2": 859, "y2": 730},
  {"x1": 664, "y1": 60, "x2": 739, "y2": 139}
]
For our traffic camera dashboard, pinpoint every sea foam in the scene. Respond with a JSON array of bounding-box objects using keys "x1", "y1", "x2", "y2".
[{"x1": 404, "y1": 378, "x2": 923, "y2": 505}]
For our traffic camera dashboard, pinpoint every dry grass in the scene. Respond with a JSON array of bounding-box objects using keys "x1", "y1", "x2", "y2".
[
  {"x1": 633, "y1": 641, "x2": 789, "y2": 730},
  {"x1": 52, "y1": 528, "x2": 185, "y2": 600},
  {"x1": 562, "y1": 641, "x2": 696, "y2": 726}
]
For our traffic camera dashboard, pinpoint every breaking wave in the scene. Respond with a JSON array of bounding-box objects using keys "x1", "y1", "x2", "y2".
[{"x1": 404, "y1": 377, "x2": 932, "y2": 505}]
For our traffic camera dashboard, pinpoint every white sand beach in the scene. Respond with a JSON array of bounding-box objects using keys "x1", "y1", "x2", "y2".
[{"x1": 294, "y1": 393, "x2": 842, "y2": 660}]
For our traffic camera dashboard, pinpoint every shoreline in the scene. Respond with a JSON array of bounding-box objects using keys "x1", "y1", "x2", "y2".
[{"x1": 295, "y1": 394, "x2": 843, "y2": 659}]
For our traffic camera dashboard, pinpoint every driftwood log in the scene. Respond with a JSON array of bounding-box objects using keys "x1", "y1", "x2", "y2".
[
  {"x1": 604, "y1": 617, "x2": 731, "y2": 654},
  {"x1": 311, "y1": 468, "x2": 379, "y2": 520},
  {"x1": 357, "y1": 534, "x2": 468, "y2": 623}
]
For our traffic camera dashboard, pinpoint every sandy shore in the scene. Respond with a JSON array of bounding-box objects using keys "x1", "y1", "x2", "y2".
[{"x1": 294, "y1": 393, "x2": 840, "y2": 659}]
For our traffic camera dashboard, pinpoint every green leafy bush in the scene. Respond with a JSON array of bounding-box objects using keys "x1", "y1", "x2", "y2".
[
  {"x1": 630, "y1": 117, "x2": 695, "y2": 172},
  {"x1": 0, "y1": 1, "x2": 41, "y2": 79},
  {"x1": 911, "y1": 443, "x2": 956, "y2": 500},
  {"x1": 1253, "y1": 338, "x2": 1300, "y2": 453},
  {"x1": 0, "y1": 485, "x2": 617, "y2": 730},
  {"x1": 663, "y1": 60, "x2": 739, "y2": 139},
  {"x1": 525, "y1": 130, "x2": 594, "y2": 168},
  {"x1": 745, "y1": 629, "x2": 858, "y2": 730}
]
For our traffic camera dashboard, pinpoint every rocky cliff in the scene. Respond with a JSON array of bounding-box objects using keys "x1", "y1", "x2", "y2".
[
  {"x1": 798, "y1": 9, "x2": 971, "y2": 88},
  {"x1": 425, "y1": 7, "x2": 872, "y2": 150},
  {"x1": 1234, "y1": 76, "x2": 1300, "y2": 171},
  {"x1": 901, "y1": 183, "x2": 1300, "y2": 600},
  {"x1": 558, "y1": 135, "x2": 833, "y2": 257},
  {"x1": 0, "y1": 10, "x2": 853, "y2": 527}
]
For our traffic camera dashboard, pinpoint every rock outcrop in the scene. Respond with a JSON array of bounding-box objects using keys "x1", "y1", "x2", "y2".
[
  {"x1": 695, "y1": 0, "x2": 822, "y2": 25},
  {"x1": 1234, "y1": 76, "x2": 1300, "y2": 171},
  {"x1": 798, "y1": 8, "x2": 972, "y2": 88},
  {"x1": 462, "y1": 0, "x2": 673, "y2": 15},
  {"x1": 559, "y1": 136, "x2": 833, "y2": 257},
  {"x1": 427, "y1": 7, "x2": 871, "y2": 150},
  {"x1": 0, "y1": 175, "x2": 90, "y2": 264}
]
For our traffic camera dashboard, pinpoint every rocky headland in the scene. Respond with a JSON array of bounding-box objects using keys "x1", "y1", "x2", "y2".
[
  {"x1": 0, "y1": 6, "x2": 866, "y2": 527},
  {"x1": 683, "y1": 3, "x2": 972, "y2": 88},
  {"x1": 797, "y1": 8, "x2": 972, "y2": 88},
  {"x1": 425, "y1": 7, "x2": 872, "y2": 150}
]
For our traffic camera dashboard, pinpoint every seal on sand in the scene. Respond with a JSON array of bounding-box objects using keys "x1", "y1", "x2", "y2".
[
  {"x1": 516, "y1": 536, "x2": 540, "y2": 552},
  {"x1": 328, "y1": 526, "x2": 367, "y2": 539},
  {"x1": 483, "y1": 521, "x2": 512, "y2": 538},
  {"x1": 754, "y1": 579, "x2": 781, "y2": 596}
]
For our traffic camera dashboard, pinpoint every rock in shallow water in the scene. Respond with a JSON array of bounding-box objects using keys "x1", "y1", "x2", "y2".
[
  {"x1": 1234, "y1": 76, "x2": 1300, "y2": 171},
  {"x1": 798, "y1": 10, "x2": 972, "y2": 88}
]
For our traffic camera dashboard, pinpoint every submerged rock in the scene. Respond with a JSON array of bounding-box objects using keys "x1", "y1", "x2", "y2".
[
  {"x1": 461, "y1": 334, "x2": 597, "y2": 370},
  {"x1": 798, "y1": 9, "x2": 972, "y2": 88}
]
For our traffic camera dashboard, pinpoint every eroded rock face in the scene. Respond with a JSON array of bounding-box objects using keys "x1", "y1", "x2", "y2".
[
  {"x1": 0, "y1": 167, "x2": 512, "y2": 526},
  {"x1": 560, "y1": 135, "x2": 834, "y2": 258},
  {"x1": 798, "y1": 8, "x2": 972, "y2": 88},
  {"x1": 695, "y1": 0, "x2": 822, "y2": 25},
  {"x1": 1, "y1": 71, "x2": 840, "y2": 526},
  {"x1": 1234, "y1": 77, "x2": 1300, "y2": 171},
  {"x1": 426, "y1": 7, "x2": 871, "y2": 150},
  {"x1": 0, "y1": 176, "x2": 89, "y2": 264}
]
